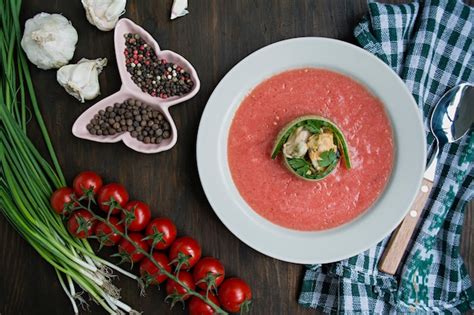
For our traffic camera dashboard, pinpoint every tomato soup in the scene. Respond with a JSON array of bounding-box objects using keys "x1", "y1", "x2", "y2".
[{"x1": 227, "y1": 68, "x2": 394, "y2": 231}]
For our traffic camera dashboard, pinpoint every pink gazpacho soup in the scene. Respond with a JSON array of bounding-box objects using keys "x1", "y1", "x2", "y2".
[{"x1": 228, "y1": 68, "x2": 394, "y2": 231}]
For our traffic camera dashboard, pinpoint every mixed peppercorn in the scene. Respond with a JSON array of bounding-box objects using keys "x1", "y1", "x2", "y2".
[
  {"x1": 124, "y1": 33, "x2": 194, "y2": 98},
  {"x1": 87, "y1": 99, "x2": 171, "y2": 144}
]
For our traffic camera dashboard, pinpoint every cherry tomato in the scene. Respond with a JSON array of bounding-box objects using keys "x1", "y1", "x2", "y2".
[
  {"x1": 50, "y1": 187, "x2": 76, "y2": 215},
  {"x1": 118, "y1": 233, "x2": 149, "y2": 263},
  {"x1": 193, "y1": 257, "x2": 225, "y2": 290},
  {"x1": 94, "y1": 217, "x2": 124, "y2": 246},
  {"x1": 97, "y1": 183, "x2": 129, "y2": 214},
  {"x1": 73, "y1": 171, "x2": 103, "y2": 197},
  {"x1": 121, "y1": 201, "x2": 151, "y2": 232},
  {"x1": 145, "y1": 217, "x2": 177, "y2": 250},
  {"x1": 188, "y1": 291, "x2": 220, "y2": 315},
  {"x1": 165, "y1": 271, "x2": 195, "y2": 301},
  {"x1": 139, "y1": 252, "x2": 171, "y2": 285},
  {"x1": 169, "y1": 236, "x2": 202, "y2": 270},
  {"x1": 218, "y1": 278, "x2": 252, "y2": 313},
  {"x1": 67, "y1": 210, "x2": 95, "y2": 238}
]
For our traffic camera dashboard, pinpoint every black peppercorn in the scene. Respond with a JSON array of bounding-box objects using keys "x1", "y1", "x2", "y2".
[
  {"x1": 124, "y1": 33, "x2": 194, "y2": 98},
  {"x1": 87, "y1": 98, "x2": 172, "y2": 145}
]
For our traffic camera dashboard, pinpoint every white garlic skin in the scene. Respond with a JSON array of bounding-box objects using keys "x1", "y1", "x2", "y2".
[
  {"x1": 82, "y1": 0, "x2": 126, "y2": 31},
  {"x1": 57, "y1": 58, "x2": 108, "y2": 103},
  {"x1": 170, "y1": 0, "x2": 189, "y2": 20},
  {"x1": 21, "y1": 13, "x2": 78, "y2": 70}
]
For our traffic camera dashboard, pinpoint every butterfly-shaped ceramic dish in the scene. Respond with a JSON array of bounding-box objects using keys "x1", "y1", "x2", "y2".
[{"x1": 72, "y1": 18, "x2": 200, "y2": 153}]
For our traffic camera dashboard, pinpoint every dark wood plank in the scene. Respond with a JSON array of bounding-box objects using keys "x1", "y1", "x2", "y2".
[{"x1": 0, "y1": 1, "x2": 472, "y2": 315}]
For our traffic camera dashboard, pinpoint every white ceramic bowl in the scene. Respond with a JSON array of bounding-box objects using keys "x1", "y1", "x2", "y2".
[{"x1": 197, "y1": 38, "x2": 426, "y2": 264}]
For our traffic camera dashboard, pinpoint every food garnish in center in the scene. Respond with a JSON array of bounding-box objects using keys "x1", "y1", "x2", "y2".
[{"x1": 271, "y1": 115, "x2": 351, "y2": 181}]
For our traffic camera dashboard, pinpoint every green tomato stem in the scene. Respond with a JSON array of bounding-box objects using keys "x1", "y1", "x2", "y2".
[{"x1": 73, "y1": 199, "x2": 228, "y2": 314}]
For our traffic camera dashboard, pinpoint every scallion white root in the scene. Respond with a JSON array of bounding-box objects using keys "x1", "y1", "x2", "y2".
[{"x1": 57, "y1": 271, "x2": 79, "y2": 315}]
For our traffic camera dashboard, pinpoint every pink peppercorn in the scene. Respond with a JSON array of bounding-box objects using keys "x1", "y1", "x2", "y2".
[{"x1": 124, "y1": 32, "x2": 194, "y2": 98}]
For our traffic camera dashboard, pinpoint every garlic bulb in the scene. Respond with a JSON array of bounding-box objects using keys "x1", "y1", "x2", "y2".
[
  {"x1": 57, "y1": 58, "x2": 108, "y2": 103},
  {"x1": 171, "y1": 0, "x2": 189, "y2": 20},
  {"x1": 82, "y1": 0, "x2": 126, "y2": 31},
  {"x1": 21, "y1": 13, "x2": 78, "y2": 70}
]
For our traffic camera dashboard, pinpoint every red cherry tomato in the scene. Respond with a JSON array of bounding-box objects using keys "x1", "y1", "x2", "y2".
[
  {"x1": 97, "y1": 183, "x2": 129, "y2": 214},
  {"x1": 218, "y1": 278, "x2": 252, "y2": 313},
  {"x1": 73, "y1": 171, "x2": 103, "y2": 197},
  {"x1": 118, "y1": 233, "x2": 149, "y2": 263},
  {"x1": 67, "y1": 210, "x2": 95, "y2": 238},
  {"x1": 169, "y1": 236, "x2": 202, "y2": 270},
  {"x1": 94, "y1": 217, "x2": 124, "y2": 246},
  {"x1": 121, "y1": 201, "x2": 151, "y2": 231},
  {"x1": 50, "y1": 187, "x2": 76, "y2": 215},
  {"x1": 193, "y1": 257, "x2": 225, "y2": 290},
  {"x1": 188, "y1": 291, "x2": 220, "y2": 315},
  {"x1": 165, "y1": 271, "x2": 195, "y2": 301},
  {"x1": 139, "y1": 252, "x2": 171, "y2": 285},
  {"x1": 145, "y1": 217, "x2": 177, "y2": 250}
]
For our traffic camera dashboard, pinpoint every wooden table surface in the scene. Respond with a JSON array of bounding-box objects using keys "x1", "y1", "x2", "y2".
[{"x1": 1, "y1": 1, "x2": 472, "y2": 314}]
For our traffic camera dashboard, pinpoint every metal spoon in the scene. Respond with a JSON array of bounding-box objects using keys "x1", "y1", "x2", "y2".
[
  {"x1": 427, "y1": 82, "x2": 474, "y2": 175},
  {"x1": 379, "y1": 82, "x2": 474, "y2": 275}
]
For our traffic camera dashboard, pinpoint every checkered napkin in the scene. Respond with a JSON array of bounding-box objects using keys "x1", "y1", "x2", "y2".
[{"x1": 298, "y1": 0, "x2": 474, "y2": 313}]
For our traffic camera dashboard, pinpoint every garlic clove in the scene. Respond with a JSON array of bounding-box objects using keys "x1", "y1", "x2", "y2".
[
  {"x1": 170, "y1": 0, "x2": 189, "y2": 20},
  {"x1": 82, "y1": 0, "x2": 126, "y2": 31},
  {"x1": 57, "y1": 58, "x2": 107, "y2": 103},
  {"x1": 21, "y1": 13, "x2": 78, "y2": 70}
]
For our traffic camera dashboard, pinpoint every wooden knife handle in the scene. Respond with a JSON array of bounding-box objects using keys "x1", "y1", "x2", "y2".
[{"x1": 378, "y1": 178, "x2": 434, "y2": 275}]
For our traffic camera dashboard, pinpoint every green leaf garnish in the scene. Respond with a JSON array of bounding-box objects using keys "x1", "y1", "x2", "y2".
[
  {"x1": 271, "y1": 115, "x2": 351, "y2": 181},
  {"x1": 287, "y1": 158, "x2": 306, "y2": 168},
  {"x1": 303, "y1": 120, "x2": 322, "y2": 134},
  {"x1": 318, "y1": 150, "x2": 338, "y2": 168},
  {"x1": 287, "y1": 158, "x2": 312, "y2": 176},
  {"x1": 271, "y1": 125, "x2": 298, "y2": 159}
]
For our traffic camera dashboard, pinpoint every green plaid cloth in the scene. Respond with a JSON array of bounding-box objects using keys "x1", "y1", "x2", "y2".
[{"x1": 299, "y1": 0, "x2": 474, "y2": 313}]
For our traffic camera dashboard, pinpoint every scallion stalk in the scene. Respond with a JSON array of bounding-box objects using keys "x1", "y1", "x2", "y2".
[
  {"x1": 0, "y1": 2, "x2": 230, "y2": 314},
  {"x1": 0, "y1": 1, "x2": 140, "y2": 314}
]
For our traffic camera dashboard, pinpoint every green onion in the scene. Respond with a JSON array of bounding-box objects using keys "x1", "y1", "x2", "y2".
[
  {"x1": 0, "y1": 2, "x2": 230, "y2": 314},
  {"x1": 0, "y1": 0, "x2": 140, "y2": 314}
]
